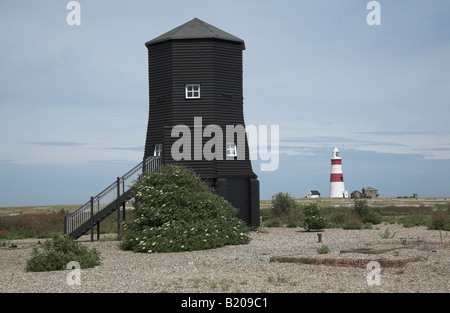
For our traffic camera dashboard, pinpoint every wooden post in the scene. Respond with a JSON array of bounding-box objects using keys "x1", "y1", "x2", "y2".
[
  {"x1": 122, "y1": 179, "x2": 126, "y2": 221},
  {"x1": 97, "y1": 222, "x2": 100, "y2": 241},
  {"x1": 90, "y1": 196, "x2": 94, "y2": 242},
  {"x1": 117, "y1": 177, "x2": 120, "y2": 236}
]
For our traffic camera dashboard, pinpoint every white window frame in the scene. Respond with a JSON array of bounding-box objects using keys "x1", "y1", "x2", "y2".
[
  {"x1": 226, "y1": 143, "x2": 237, "y2": 157},
  {"x1": 154, "y1": 144, "x2": 162, "y2": 157},
  {"x1": 185, "y1": 84, "x2": 200, "y2": 99}
]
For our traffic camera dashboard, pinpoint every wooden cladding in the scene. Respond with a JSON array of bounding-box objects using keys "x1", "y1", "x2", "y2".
[{"x1": 144, "y1": 38, "x2": 255, "y2": 179}]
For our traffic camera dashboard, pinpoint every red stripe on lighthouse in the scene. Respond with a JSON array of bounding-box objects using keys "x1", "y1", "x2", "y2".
[
  {"x1": 331, "y1": 159, "x2": 342, "y2": 165},
  {"x1": 330, "y1": 174, "x2": 343, "y2": 182}
]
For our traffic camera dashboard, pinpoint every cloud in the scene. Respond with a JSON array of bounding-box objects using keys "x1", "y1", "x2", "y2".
[
  {"x1": 279, "y1": 149, "x2": 317, "y2": 157},
  {"x1": 278, "y1": 123, "x2": 450, "y2": 160},
  {"x1": 104, "y1": 146, "x2": 145, "y2": 152},
  {"x1": 29, "y1": 141, "x2": 87, "y2": 146}
]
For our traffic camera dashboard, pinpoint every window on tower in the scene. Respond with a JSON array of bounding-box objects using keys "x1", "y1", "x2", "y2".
[
  {"x1": 226, "y1": 143, "x2": 237, "y2": 157},
  {"x1": 154, "y1": 144, "x2": 162, "y2": 157},
  {"x1": 185, "y1": 84, "x2": 200, "y2": 99}
]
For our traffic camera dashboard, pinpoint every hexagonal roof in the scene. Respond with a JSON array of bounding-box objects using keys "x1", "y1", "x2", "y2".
[{"x1": 145, "y1": 18, "x2": 245, "y2": 50}]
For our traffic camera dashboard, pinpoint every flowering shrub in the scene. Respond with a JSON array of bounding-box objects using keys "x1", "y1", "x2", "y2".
[
  {"x1": 120, "y1": 165, "x2": 251, "y2": 253},
  {"x1": 302, "y1": 203, "x2": 327, "y2": 231}
]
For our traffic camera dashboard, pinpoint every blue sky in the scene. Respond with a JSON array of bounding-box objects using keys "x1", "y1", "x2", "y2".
[{"x1": 1, "y1": 0, "x2": 449, "y2": 206}]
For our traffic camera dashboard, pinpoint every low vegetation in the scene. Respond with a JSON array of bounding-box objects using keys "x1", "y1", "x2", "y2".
[
  {"x1": 0, "y1": 208, "x2": 133, "y2": 240},
  {"x1": 26, "y1": 234, "x2": 101, "y2": 272},
  {"x1": 262, "y1": 195, "x2": 450, "y2": 231},
  {"x1": 317, "y1": 245, "x2": 330, "y2": 254},
  {"x1": 1, "y1": 191, "x2": 449, "y2": 241},
  {"x1": 0, "y1": 208, "x2": 67, "y2": 239}
]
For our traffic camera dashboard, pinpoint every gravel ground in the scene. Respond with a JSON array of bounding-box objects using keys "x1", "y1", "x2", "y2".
[{"x1": 0, "y1": 224, "x2": 448, "y2": 293}]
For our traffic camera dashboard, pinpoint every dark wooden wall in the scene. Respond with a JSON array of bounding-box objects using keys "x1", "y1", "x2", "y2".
[
  {"x1": 143, "y1": 37, "x2": 260, "y2": 227},
  {"x1": 144, "y1": 38, "x2": 255, "y2": 179}
]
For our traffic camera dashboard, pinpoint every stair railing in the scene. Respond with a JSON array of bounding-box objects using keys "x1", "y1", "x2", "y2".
[{"x1": 64, "y1": 156, "x2": 161, "y2": 236}]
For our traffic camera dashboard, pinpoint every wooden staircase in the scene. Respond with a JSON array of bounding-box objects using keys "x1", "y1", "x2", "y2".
[{"x1": 64, "y1": 156, "x2": 161, "y2": 239}]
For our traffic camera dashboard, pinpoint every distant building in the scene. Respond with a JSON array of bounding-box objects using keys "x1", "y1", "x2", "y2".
[
  {"x1": 362, "y1": 187, "x2": 379, "y2": 198},
  {"x1": 351, "y1": 187, "x2": 379, "y2": 199},
  {"x1": 397, "y1": 194, "x2": 418, "y2": 199},
  {"x1": 306, "y1": 190, "x2": 321, "y2": 198},
  {"x1": 351, "y1": 190, "x2": 362, "y2": 199}
]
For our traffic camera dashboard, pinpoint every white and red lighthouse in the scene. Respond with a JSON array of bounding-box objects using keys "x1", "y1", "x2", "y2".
[{"x1": 329, "y1": 147, "x2": 348, "y2": 198}]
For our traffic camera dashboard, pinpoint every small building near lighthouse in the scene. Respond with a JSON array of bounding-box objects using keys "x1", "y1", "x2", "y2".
[
  {"x1": 329, "y1": 147, "x2": 348, "y2": 198},
  {"x1": 306, "y1": 190, "x2": 321, "y2": 198}
]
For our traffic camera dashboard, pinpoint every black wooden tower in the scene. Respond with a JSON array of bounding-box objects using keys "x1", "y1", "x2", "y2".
[{"x1": 143, "y1": 18, "x2": 260, "y2": 227}]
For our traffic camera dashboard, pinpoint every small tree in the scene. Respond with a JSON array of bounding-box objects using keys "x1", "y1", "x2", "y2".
[
  {"x1": 271, "y1": 192, "x2": 298, "y2": 216},
  {"x1": 302, "y1": 203, "x2": 327, "y2": 231},
  {"x1": 353, "y1": 199, "x2": 382, "y2": 225}
]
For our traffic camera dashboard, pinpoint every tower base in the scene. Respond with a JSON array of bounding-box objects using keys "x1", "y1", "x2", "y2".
[{"x1": 213, "y1": 177, "x2": 260, "y2": 228}]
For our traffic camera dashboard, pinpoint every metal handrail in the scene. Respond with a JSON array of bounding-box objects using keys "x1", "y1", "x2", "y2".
[{"x1": 65, "y1": 156, "x2": 161, "y2": 236}]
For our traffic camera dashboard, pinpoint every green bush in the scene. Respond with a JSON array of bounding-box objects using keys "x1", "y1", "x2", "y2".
[
  {"x1": 261, "y1": 219, "x2": 283, "y2": 228},
  {"x1": 352, "y1": 199, "x2": 382, "y2": 224},
  {"x1": 26, "y1": 234, "x2": 101, "y2": 272},
  {"x1": 327, "y1": 211, "x2": 350, "y2": 228},
  {"x1": 302, "y1": 204, "x2": 327, "y2": 231},
  {"x1": 271, "y1": 192, "x2": 298, "y2": 216},
  {"x1": 120, "y1": 165, "x2": 251, "y2": 253},
  {"x1": 262, "y1": 192, "x2": 304, "y2": 228},
  {"x1": 317, "y1": 245, "x2": 330, "y2": 254},
  {"x1": 342, "y1": 216, "x2": 363, "y2": 230},
  {"x1": 429, "y1": 211, "x2": 450, "y2": 230},
  {"x1": 399, "y1": 214, "x2": 430, "y2": 228}
]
